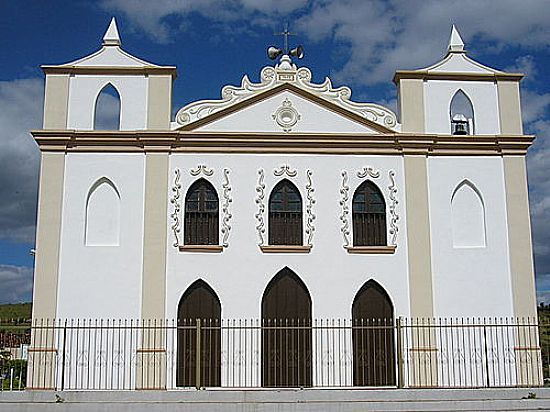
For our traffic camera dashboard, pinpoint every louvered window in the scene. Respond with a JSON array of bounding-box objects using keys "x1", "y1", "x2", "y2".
[
  {"x1": 185, "y1": 179, "x2": 219, "y2": 245},
  {"x1": 269, "y1": 180, "x2": 302, "y2": 245},
  {"x1": 352, "y1": 181, "x2": 386, "y2": 246}
]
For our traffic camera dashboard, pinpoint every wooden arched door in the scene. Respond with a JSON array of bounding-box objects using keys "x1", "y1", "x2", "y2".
[
  {"x1": 177, "y1": 279, "x2": 221, "y2": 387},
  {"x1": 352, "y1": 280, "x2": 395, "y2": 386},
  {"x1": 262, "y1": 267, "x2": 312, "y2": 387}
]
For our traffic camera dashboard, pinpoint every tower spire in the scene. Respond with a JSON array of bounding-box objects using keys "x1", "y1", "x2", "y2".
[
  {"x1": 448, "y1": 24, "x2": 465, "y2": 53},
  {"x1": 103, "y1": 17, "x2": 121, "y2": 46}
]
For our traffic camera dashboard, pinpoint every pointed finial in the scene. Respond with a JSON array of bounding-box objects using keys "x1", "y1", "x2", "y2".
[
  {"x1": 103, "y1": 17, "x2": 121, "y2": 46},
  {"x1": 448, "y1": 24, "x2": 465, "y2": 53}
]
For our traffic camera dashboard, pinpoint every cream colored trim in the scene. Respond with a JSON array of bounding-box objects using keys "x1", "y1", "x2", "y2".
[
  {"x1": 43, "y1": 74, "x2": 69, "y2": 130},
  {"x1": 393, "y1": 70, "x2": 523, "y2": 84},
  {"x1": 32, "y1": 152, "x2": 65, "y2": 320},
  {"x1": 179, "y1": 245, "x2": 223, "y2": 253},
  {"x1": 260, "y1": 245, "x2": 312, "y2": 253},
  {"x1": 346, "y1": 246, "x2": 396, "y2": 254},
  {"x1": 398, "y1": 79, "x2": 425, "y2": 133},
  {"x1": 31, "y1": 130, "x2": 535, "y2": 156},
  {"x1": 497, "y1": 80, "x2": 523, "y2": 135},
  {"x1": 41, "y1": 65, "x2": 177, "y2": 77},
  {"x1": 503, "y1": 156, "x2": 537, "y2": 318},
  {"x1": 404, "y1": 155, "x2": 434, "y2": 318},
  {"x1": 147, "y1": 75, "x2": 172, "y2": 130},
  {"x1": 141, "y1": 152, "x2": 169, "y2": 320}
]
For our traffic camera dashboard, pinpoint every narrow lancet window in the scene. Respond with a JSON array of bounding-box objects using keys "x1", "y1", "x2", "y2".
[
  {"x1": 450, "y1": 89, "x2": 474, "y2": 135},
  {"x1": 185, "y1": 179, "x2": 219, "y2": 245},
  {"x1": 268, "y1": 179, "x2": 303, "y2": 245},
  {"x1": 93, "y1": 83, "x2": 121, "y2": 130},
  {"x1": 352, "y1": 181, "x2": 387, "y2": 246}
]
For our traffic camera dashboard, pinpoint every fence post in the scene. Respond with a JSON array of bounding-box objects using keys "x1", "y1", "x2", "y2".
[
  {"x1": 483, "y1": 324, "x2": 490, "y2": 387},
  {"x1": 396, "y1": 317, "x2": 404, "y2": 388},
  {"x1": 60, "y1": 320, "x2": 67, "y2": 391},
  {"x1": 195, "y1": 318, "x2": 201, "y2": 390}
]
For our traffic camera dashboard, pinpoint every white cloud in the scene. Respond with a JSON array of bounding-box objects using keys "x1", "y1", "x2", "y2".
[
  {"x1": 0, "y1": 78, "x2": 43, "y2": 244},
  {"x1": 296, "y1": 0, "x2": 550, "y2": 86},
  {"x1": 100, "y1": 0, "x2": 308, "y2": 43},
  {"x1": 0, "y1": 265, "x2": 33, "y2": 304},
  {"x1": 100, "y1": 0, "x2": 550, "y2": 88}
]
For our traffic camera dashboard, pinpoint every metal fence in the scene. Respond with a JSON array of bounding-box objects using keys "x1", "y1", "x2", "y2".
[
  {"x1": 0, "y1": 320, "x2": 30, "y2": 391},
  {"x1": 1, "y1": 318, "x2": 547, "y2": 390}
]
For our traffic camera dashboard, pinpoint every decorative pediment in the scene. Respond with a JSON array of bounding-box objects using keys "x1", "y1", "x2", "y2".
[{"x1": 173, "y1": 55, "x2": 400, "y2": 132}]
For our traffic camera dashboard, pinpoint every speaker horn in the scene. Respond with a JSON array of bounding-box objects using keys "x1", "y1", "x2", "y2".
[
  {"x1": 289, "y1": 45, "x2": 304, "y2": 59},
  {"x1": 267, "y1": 46, "x2": 283, "y2": 60}
]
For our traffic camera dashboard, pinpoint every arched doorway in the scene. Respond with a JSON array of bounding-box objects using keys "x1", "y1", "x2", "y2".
[
  {"x1": 177, "y1": 279, "x2": 221, "y2": 387},
  {"x1": 261, "y1": 267, "x2": 312, "y2": 387},
  {"x1": 352, "y1": 280, "x2": 395, "y2": 386}
]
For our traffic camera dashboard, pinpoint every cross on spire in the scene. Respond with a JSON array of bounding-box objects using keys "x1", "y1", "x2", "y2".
[{"x1": 274, "y1": 23, "x2": 295, "y2": 54}]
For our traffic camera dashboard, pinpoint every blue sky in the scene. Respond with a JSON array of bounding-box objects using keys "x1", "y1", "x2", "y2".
[{"x1": 1, "y1": 0, "x2": 549, "y2": 304}]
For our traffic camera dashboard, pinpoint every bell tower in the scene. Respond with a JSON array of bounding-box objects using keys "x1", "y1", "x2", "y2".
[{"x1": 41, "y1": 17, "x2": 176, "y2": 131}]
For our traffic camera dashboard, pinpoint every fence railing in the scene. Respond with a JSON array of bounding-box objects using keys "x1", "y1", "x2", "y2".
[
  {"x1": 0, "y1": 320, "x2": 30, "y2": 391},
  {"x1": 1, "y1": 318, "x2": 547, "y2": 390}
]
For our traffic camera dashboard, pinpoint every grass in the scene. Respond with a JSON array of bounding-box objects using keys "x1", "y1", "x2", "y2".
[{"x1": 0, "y1": 303, "x2": 31, "y2": 322}]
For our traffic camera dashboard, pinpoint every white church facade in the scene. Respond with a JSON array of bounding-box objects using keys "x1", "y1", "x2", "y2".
[{"x1": 28, "y1": 19, "x2": 540, "y2": 390}]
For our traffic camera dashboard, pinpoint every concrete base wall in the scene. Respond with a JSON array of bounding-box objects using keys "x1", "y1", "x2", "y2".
[{"x1": 2, "y1": 388, "x2": 550, "y2": 411}]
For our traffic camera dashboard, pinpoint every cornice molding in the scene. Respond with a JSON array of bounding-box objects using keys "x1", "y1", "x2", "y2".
[
  {"x1": 393, "y1": 70, "x2": 523, "y2": 84},
  {"x1": 41, "y1": 65, "x2": 177, "y2": 77},
  {"x1": 31, "y1": 130, "x2": 535, "y2": 156}
]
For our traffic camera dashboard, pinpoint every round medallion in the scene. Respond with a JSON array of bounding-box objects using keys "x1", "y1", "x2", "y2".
[{"x1": 272, "y1": 98, "x2": 301, "y2": 132}]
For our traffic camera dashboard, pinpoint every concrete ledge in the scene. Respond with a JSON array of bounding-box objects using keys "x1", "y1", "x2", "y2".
[{"x1": 1, "y1": 388, "x2": 550, "y2": 411}]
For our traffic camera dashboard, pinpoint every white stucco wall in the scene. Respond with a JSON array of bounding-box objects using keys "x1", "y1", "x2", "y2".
[
  {"x1": 424, "y1": 80, "x2": 501, "y2": 135},
  {"x1": 166, "y1": 154, "x2": 409, "y2": 321},
  {"x1": 56, "y1": 153, "x2": 145, "y2": 319},
  {"x1": 67, "y1": 75, "x2": 148, "y2": 130},
  {"x1": 428, "y1": 156, "x2": 513, "y2": 318}
]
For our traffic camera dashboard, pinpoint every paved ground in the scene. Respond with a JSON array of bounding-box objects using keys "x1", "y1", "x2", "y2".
[{"x1": 1, "y1": 388, "x2": 550, "y2": 411}]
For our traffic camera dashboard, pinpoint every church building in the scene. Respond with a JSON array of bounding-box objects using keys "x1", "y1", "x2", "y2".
[{"x1": 28, "y1": 19, "x2": 540, "y2": 390}]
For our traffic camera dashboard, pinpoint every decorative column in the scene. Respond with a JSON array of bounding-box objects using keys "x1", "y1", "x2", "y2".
[
  {"x1": 136, "y1": 148, "x2": 169, "y2": 389},
  {"x1": 27, "y1": 151, "x2": 66, "y2": 389},
  {"x1": 403, "y1": 153, "x2": 438, "y2": 387}
]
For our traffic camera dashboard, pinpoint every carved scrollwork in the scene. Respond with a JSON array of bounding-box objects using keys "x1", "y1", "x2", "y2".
[
  {"x1": 305, "y1": 170, "x2": 316, "y2": 246},
  {"x1": 170, "y1": 168, "x2": 182, "y2": 248},
  {"x1": 255, "y1": 169, "x2": 266, "y2": 246},
  {"x1": 273, "y1": 164, "x2": 297, "y2": 177},
  {"x1": 339, "y1": 170, "x2": 351, "y2": 247},
  {"x1": 388, "y1": 170, "x2": 399, "y2": 246},
  {"x1": 190, "y1": 165, "x2": 214, "y2": 177},
  {"x1": 174, "y1": 58, "x2": 400, "y2": 131},
  {"x1": 357, "y1": 166, "x2": 380, "y2": 179},
  {"x1": 221, "y1": 168, "x2": 233, "y2": 248}
]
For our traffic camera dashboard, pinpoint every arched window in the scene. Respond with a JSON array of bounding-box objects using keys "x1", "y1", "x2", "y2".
[
  {"x1": 268, "y1": 179, "x2": 302, "y2": 245},
  {"x1": 85, "y1": 177, "x2": 120, "y2": 246},
  {"x1": 450, "y1": 89, "x2": 474, "y2": 135},
  {"x1": 451, "y1": 180, "x2": 486, "y2": 247},
  {"x1": 93, "y1": 83, "x2": 121, "y2": 130},
  {"x1": 184, "y1": 179, "x2": 219, "y2": 245},
  {"x1": 352, "y1": 280, "x2": 395, "y2": 386},
  {"x1": 177, "y1": 279, "x2": 221, "y2": 388},
  {"x1": 352, "y1": 181, "x2": 387, "y2": 246},
  {"x1": 262, "y1": 267, "x2": 312, "y2": 387}
]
